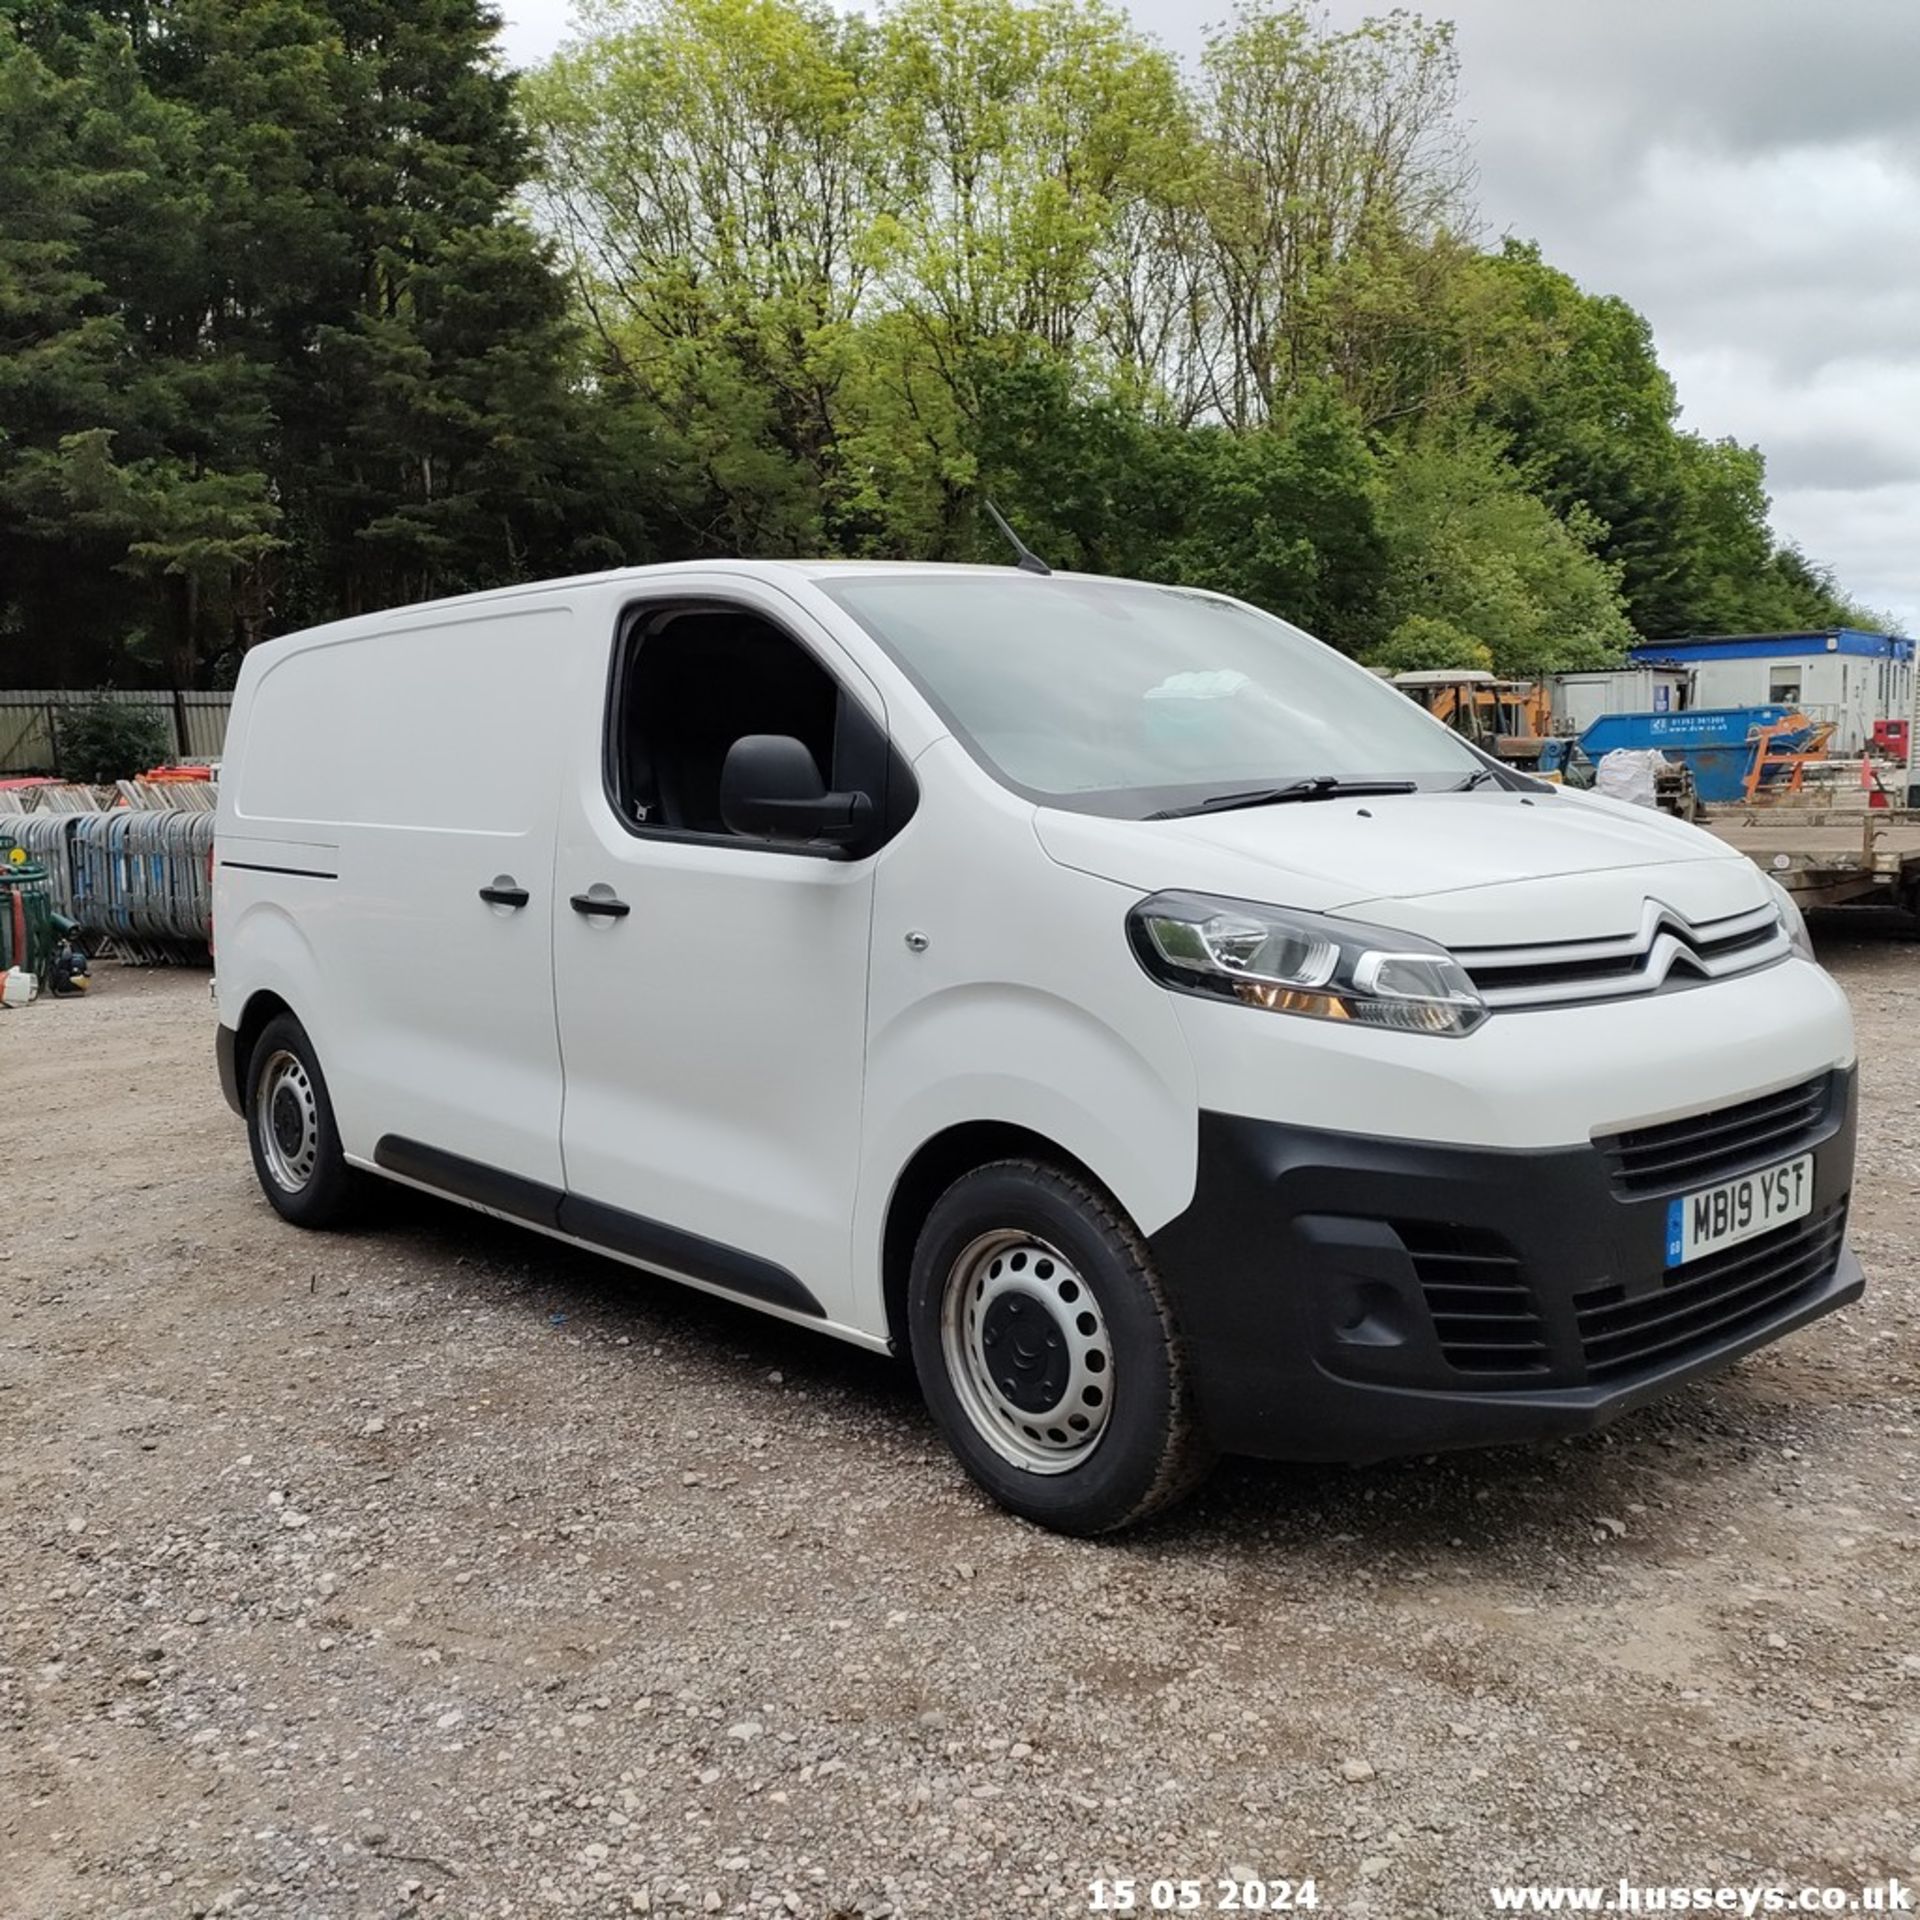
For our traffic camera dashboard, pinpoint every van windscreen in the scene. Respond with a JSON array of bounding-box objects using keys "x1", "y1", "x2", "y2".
[{"x1": 819, "y1": 574, "x2": 1486, "y2": 819}]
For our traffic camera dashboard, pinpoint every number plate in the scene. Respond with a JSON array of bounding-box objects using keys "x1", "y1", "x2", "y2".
[{"x1": 1665, "y1": 1154, "x2": 1813, "y2": 1267}]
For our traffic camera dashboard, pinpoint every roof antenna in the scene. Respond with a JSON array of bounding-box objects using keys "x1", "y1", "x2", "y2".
[{"x1": 982, "y1": 498, "x2": 1052, "y2": 576}]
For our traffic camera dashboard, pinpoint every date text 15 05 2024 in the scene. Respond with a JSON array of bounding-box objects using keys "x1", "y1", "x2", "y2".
[{"x1": 1087, "y1": 1881, "x2": 1321, "y2": 1913}]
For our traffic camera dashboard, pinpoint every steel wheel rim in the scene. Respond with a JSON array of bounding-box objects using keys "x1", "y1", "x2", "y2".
[
  {"x1": 255, "y1": 1049, "x2": 319, "y2": 1193},
  {"x1": 939, "y1": 1230, "x2": 1114, "y2": 1475}
]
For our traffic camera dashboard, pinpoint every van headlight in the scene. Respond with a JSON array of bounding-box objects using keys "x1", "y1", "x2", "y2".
[
  {"x1": 1765, "y1": 875, "x2": 1815, "y2": 960},
  {"x1": 1128, "y1": 892, "x2": 1488, "y2": 1036}
]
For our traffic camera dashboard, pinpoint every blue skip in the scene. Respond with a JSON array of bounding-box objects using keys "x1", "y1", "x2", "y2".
[{"x1": 1559, "y1": 706, "x2": 1815, "y2": 805}]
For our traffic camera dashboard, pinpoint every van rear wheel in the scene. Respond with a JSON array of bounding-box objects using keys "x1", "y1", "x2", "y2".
[
  {"x1": 907, "y1": 1159, "x2": 1214, "y2": 1534},
  {"x1": 245, "y1": 1013, "x2": 364, "y2": 1229}
]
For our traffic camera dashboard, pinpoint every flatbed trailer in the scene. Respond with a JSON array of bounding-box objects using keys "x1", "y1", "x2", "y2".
[{"x1": 1706, "y1": 808, "x2": 1920, "y2": 911}]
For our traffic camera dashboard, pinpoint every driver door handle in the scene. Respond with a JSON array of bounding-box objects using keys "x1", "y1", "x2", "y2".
[
  {"x1": 570, "y1": 891, "x2": 631, "y2": 919},
  {"x1": 478, "y1": 882, "x2": 530, "y2": 909}
]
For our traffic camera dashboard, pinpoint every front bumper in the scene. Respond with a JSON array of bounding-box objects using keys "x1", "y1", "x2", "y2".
[{"x1": 1147, "y1": 1068, "x2": 1861, "y2": 1462}]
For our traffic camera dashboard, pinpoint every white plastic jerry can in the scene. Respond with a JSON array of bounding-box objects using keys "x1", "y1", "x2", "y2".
[{"x1": 1, "y1": 965, "x2": 39, "y2": 1006}]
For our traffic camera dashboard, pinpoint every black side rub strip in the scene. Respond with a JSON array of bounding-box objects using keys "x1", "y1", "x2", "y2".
[
  {"x1": 375, "y1": 1135, "x2": 561, "y2": 1229},
  {"x1": 372, "y1": 1135, "x2": 825, "y2": 1319},
  {"x1": 555, "y1": 1193, "x2": 824, "y2": 1317},
  {"x1": 221, "y1": 859, "x2": 339, "y2": 880}
]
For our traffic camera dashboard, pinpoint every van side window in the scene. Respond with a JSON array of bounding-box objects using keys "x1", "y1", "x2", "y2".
[{"x1": 611, "y1": 606, "x2": 842, "y2": 836}]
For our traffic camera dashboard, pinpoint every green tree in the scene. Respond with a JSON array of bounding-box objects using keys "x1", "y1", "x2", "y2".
[
  {"x1": 1466, "y1": 242, "x2": 1875, "y2": 641},
  {"x1": 1185, "y1": 4, "x2": 1471, "y2": 429},
  {"x1": 237, "y1": 0, "x2": 614, "y2": 620},
  {"x1": 1375, "y1": 434, "x2": 1635, "y2": 676},
  {"x1": 1371, "y1": 615, "x2": 1493, "y2": 674},
  {"x1": 0, "y1": 0, "x2": 617, "y2": 685},
  {"x1": 527, "y1": 0, "x2": 880, "y2": 553},
  {"x1": 868, "y1": 0, "x2": 1182, "y2": 352},
  {"x1": 1129, "y1": 398, "x2": 1386, "y2": 648},
  {"x1": 1764, "y1": 546, "x2": 1885, "y2": 632},
  {"x1": 54, "y1": 695, "x2": 169, "y2": 781},
  {"x1": 0, "y1": 13, "x2": 282, "y2": 684},
  {"x1": 929, "y1": 356, "x2": 1386, "y2": 644}
]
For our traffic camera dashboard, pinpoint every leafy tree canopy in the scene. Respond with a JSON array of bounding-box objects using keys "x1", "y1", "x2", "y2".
[
  {"x1": 0, "y1": 0, "x2": 630, "y2": 685},
  {"x1": 0, "y1": 0, "x2": 1882, "y2": 689},
  {"x1": 1372, "y1": 616, "x2": 1493, "y2": 676}
]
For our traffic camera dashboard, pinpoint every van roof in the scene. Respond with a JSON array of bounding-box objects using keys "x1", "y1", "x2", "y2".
[
  {"x1": 258, "y1": 559, "x2": 1190, "y2": 648},
  {"x1": 421, "y1": 557, "x2": 1037, "y2": 607}
]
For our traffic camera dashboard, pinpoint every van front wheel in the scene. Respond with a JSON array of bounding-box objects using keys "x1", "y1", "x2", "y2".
[
  {"x1": 245, "y1": 1013, "x2": 364, "y2": 1229},
  {"x1": 907, "y1": 1159, "x2": 1214, "y2": 1534}
]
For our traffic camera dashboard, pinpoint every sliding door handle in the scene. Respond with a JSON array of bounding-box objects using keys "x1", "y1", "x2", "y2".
[
  {"x1": 570, "y1": 890, "x2": 631, "y2": 919},
  {"x1": 478, "y1": 880, "x2": 530, "y2": 909}
]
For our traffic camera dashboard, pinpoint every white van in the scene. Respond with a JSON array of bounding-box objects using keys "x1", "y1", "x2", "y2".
[{"x1": 213, "y1": 562, "x2": 1862, "y2": 1533}]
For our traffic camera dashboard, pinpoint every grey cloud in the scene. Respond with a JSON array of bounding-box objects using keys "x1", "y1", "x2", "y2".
[
  {"x1": 1770, "y1": 480, "x2": 1920, "y2": 630},
  {"x1": 1122, "y1": 0, "x2": 1920, "y2": 155},
  {"x1": 1530, "y1": 145, "x2": 1920, "y2": 379},
  {"x1": 1327, "y1": 0, "x2": 1920, "y2": 165},
  {"x1": 1750, "y1": 430, "x2": 1920, "y2": 494}
]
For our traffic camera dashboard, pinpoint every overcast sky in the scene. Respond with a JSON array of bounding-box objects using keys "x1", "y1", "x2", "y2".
[{"x1": 497, "y1": 0, "x2": 1920, "y2": 635}]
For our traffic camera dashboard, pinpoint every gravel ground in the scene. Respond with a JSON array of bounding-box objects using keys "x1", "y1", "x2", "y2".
[{"x1": 2, "y1": 946, "x2": 1917, "y2": 1920}]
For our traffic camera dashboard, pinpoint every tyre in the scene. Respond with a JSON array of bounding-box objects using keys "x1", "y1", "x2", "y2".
[
  {"x1": 244, "y1": 1012, "x2": 365, "y2": 1229},
  {"x1": 907, "y1": 1158, "x2": 1215, "y2": 1534}
]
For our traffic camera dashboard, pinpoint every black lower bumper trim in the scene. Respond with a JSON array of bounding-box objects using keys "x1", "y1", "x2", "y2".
[{"x1": 1147, "y1": 1071, "x2": 1860, "y2": 1463}]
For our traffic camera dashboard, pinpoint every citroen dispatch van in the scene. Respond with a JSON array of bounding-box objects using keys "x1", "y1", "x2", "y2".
[{"x1": 213, "y1": 562, "x2": 1862, "y2": 1533}]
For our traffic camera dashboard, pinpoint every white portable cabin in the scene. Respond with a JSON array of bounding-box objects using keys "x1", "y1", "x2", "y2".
[
  {"x1": 1548, "y1": 668, "x2": 1694, "y2": 736},
  {"x1": 1626, "y1": 632, "x2": 1914, "y2": 755}
]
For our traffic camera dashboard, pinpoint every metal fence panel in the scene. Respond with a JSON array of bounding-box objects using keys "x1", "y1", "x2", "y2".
[
  {"x1": 181, "y1": 695, "x2": 231, "y2": 759},
  {"x1": 0, "y1": 690, "x2": 233, "y2": 774},
  {"x1": 0, "y1": 701, "x2": 57, "y2": 774}
]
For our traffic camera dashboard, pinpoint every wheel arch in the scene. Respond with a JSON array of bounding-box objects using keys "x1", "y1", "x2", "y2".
[
  {"x1": 880, "y1": 1120, "x2": 1109, "y2": 1355},
  {"x1": 214, "y1": 898, "x2": 327, "y2": 1083},
  {"x1": 234, "y1": 987, "x2": 297, "y2": 1084}
]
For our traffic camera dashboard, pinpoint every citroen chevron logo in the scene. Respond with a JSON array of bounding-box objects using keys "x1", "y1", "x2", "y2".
[{"x1": 1634, "y1": 898, "x2": 1753, "y2": 988}]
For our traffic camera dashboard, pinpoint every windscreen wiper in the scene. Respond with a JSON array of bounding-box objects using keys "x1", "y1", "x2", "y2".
[
  {"x1": 1149, "y1": 775, "x2": 1419, "y2": 820},
  {"x1": 1452, "y1": 766, "x2": 1500, "y2": 791}
]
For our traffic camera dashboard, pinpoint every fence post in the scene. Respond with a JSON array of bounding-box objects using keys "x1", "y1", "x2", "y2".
[{"x1": 170, "y1": 687, "x2": 189, "y2": 762}]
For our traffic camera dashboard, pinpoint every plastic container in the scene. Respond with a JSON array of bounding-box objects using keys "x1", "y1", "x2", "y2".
[{"x1": 0, "y1": 964, "x2": 38, "y2": 1006}]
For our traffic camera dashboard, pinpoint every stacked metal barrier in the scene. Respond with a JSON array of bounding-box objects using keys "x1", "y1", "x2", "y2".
[
  {"x1": 1, "y1": 809, "x2": 213, "y2": 962},
  {"x1": 74, "y1": 811, "x2": 215, "y2": 961},
  {"x1": 1, "y1": 815, "x2": 81, "y2": 919}
]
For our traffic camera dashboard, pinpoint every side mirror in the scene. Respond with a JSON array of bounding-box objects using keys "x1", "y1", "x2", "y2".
[{"x1": 720, "y1": 735, "x2": 874, "y2": 848}]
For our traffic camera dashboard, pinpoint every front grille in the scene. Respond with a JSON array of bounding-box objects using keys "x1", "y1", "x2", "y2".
[
  {"x1": 1455, "y1": 901, "x2": 1787, "y2": 1009},
  {"x1": 1600, "y1": 1075, "x2": 1829, "y2": 1195},
  {"x1": 1573, "y1": 1201, "x2": 1847, "y2": 1380},
  {"x1": 1397, "y1": 1222, "x2": 1550, "y2": 1377}
]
